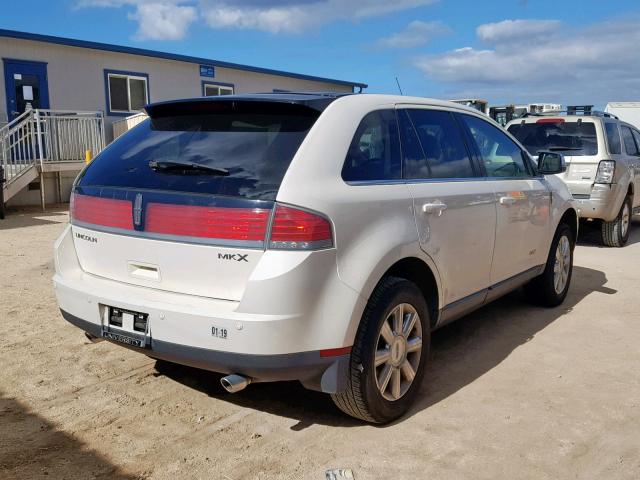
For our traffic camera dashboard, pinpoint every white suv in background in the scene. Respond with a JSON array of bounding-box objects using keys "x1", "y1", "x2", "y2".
[
  {"x1": 507, "y1": 113, "x2": 640, "y2": 246},
  {"x1": 54, "y1": 93, "x2": 578, "y2": 423}
]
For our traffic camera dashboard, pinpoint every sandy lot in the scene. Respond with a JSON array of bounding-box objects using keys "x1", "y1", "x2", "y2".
[{"x1": 1, "y1": 206, "x2": 639, "y2": 480}]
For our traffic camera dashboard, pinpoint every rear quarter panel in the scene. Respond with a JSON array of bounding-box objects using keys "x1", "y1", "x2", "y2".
[{"x1": 276, "y1": 96, "x2": 444, "y2": 341}]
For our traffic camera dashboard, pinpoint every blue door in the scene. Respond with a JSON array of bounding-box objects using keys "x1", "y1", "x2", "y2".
[{"x1": 4, "y1": 59, "x2": 50, "y2": 121}]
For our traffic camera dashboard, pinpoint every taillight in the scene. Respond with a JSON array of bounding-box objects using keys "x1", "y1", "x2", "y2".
[
  {"x1": 595, "y1": 160, "x2": 615, "y2": 184},
  {"x1": 70, "y1": 192, "x2": 133, "y2": 230},
  {"x1": 146, "y1": 203, "x2": 270, "y2": 242},
  {"x1": 70, "y1": 192, "x2": 333, "y2": 250},
  {"x1": 269, "y1": 205, "x2": 333, "y2": 250}
]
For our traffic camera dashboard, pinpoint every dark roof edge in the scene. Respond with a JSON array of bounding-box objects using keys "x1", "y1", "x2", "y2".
[{"x1": 0, "y1": 29, "x2": 368, "y2": 89}]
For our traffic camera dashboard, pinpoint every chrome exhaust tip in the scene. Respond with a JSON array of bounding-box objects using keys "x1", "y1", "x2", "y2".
[
  {"x1": 85, "y1": 332, "x2": 105, "y2": 343},
  {"x1": 220, "y1": 374, "x2": 251, "y2": 393}
]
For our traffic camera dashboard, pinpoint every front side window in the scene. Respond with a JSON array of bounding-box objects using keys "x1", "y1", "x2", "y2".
[
  {"x1": 464, "y1": 114, "x2": 529, "y2": 178},
  {"x1": 342, "y1": 110, "x2": 401, "y2": 182},
  {"x1": 632, "y1": 130, "x2": 640, "y2": 155},
  {"x1": 604, "y1": 123, "x2": 622, "y2": 154},
  {"x1": 203, "y1": 83, "x2": 234, "y2": 96},
  {"x1": 107, "y1": 72, "x2": 148, "y2": 113},
  {"x1": 621, "y1": 126, "x2": 639, "y2": 156},
  {"x1": 404, "y1": 109, "x2": 475, "y2": 179}
]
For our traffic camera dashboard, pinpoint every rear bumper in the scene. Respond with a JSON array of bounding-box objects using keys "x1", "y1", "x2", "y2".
[
  {"x1": 573, "y1": 183, "x2": 626, "y2": 222},
  {"x1": 53, "y1": 224, "x2": 358, "y2": 393},
  {"x1": 60, "y1": 309, "x2": 350, "y2": 392}
]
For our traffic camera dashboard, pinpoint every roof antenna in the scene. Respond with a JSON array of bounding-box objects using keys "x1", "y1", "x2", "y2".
[{"x1": 395, "y1": 76, "x2": 404, "y2": 95}]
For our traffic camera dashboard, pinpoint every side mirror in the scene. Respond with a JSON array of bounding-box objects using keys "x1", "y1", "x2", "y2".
[{"x1": 537, "y1": 151, "x2": 567, "y2": 174}]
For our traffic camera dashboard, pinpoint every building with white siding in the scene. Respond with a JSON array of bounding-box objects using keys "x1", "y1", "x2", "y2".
[{"x1": 0, "y1": 29, "x2": 366, "y2": 209}]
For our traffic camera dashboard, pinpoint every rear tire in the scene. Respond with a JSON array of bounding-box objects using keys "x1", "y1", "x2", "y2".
[
  {"x1": 525, "y1": 223, "x2": 574, "y2": 307},
  {"x1": 601, "y1": 196, "x2": 632, "y2": 247},
  {"x1": 331, "y1": 277, "x2": 430, "y2": 423}
]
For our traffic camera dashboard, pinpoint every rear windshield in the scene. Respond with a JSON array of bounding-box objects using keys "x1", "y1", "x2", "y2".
[
  {"x1": 77, "y1": 108, "x2": 319, "y2": 200},
  {"x1": 507, "y1": 121, "x2": 598, "y2": 156}
]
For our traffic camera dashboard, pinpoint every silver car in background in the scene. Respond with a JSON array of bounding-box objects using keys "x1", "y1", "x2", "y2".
[{"x1": 507, "y1": 112, "x2": 640, "y2": 246}]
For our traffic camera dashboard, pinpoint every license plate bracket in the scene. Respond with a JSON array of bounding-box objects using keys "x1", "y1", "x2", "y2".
[{"x1": 102, "y1": 306, "x2": 150, "y2": 348}]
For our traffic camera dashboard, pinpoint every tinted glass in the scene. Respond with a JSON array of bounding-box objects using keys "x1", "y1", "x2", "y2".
[
  {"x1": 507, "y1": 121, "x2": 598, "y2": 156},
  {"x1": 129, "y1": 78, "x2": 147, "y2": 111},
  {"x1": 464, "y1": 115, "x2": 529, "y2": 178},
  {"x1": 633, "y1": 130, "x2": 640, "y2": 155},
  {"x1": 109, "y1": 76, "x2": 128, "y2": 111},
  {"x1": 604, "y1": 123, "x2": 622, "y2": 154},
  {"x1": 342, "y1": 110, "x2": 401, "y2": 182},
  {"x1": 407, "y1": 109, "x2": 474, "y2": 179},
  {"x1": 398, "y1": 110, "x2": 429, "y2": 179},
  {"x1": 621, "y1": 126, "x2": 639, "y2": 155},
  {"x1": 78, "y1": 109, "x2": 319, "y2": 200}
]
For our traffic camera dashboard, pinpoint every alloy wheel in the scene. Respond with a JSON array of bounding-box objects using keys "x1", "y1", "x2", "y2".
[
  {"x1": 553, "y1": 235, "x2": 571, "y2": 294},
  {"x1": 374, "y1": 303, "x2": 422, "y2": 401}
]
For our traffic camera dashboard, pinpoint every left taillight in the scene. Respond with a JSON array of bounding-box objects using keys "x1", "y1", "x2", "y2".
[
  {"x1": 269, "y1": 205, "x2": 333, "y2": 250},
  {"x1": 70, "y1": 192, "x2": 133, "y2": 230}
]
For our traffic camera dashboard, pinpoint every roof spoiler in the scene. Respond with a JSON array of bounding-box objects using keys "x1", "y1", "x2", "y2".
[{"x1": 145, "y1": 97, "x2": 328, "y2": 118}]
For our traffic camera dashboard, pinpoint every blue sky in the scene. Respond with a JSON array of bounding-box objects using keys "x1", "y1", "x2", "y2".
[{"x1": 3, "y1": 0, "x2": 640, "y2": 106}]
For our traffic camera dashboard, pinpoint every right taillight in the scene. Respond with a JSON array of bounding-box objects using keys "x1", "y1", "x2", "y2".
[
  {"x1": 595, "y1": 160, "x2": 615, "y2": 184},
  {"x1": 269, "y1": 205, "x2": 333, "y2": 250},
  {"x1": 145, "y1": 203, "x2": 270, "y2": 242}
]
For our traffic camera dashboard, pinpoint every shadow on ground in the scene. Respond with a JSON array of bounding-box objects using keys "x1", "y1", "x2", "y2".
[
  {"x1": 0, "y1": 393, "x2": 137, "y2": 479},
  {"x1": 0, "y1": 205, "x2": 69, "y2": 230},
  {"x1": 156, "y1": 265, "x2": 614, "y2": 429}
]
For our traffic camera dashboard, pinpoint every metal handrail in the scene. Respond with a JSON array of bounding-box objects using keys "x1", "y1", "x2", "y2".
[{"x1": 1, "y1": 109, "x2": 106, "y2": 202}]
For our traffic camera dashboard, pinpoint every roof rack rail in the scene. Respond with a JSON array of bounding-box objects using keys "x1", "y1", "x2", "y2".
[{"x1": 522, "y1": 108, "x2": 619, "y2": 120}]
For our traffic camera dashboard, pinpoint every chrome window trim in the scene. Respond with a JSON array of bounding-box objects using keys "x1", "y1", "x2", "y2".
[{"x1": 71, "y1": 220, "x2": 266, "y2": 250}]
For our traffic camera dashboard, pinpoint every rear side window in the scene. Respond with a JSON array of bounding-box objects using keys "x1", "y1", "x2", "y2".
[
  {"x1": 507, "y1": 121, "x2": 598, "y2": 156},
  {"x1": 342, "y1": 110, "x2": 401, "y2": 182},
  {"x1": 403, "y1": 109, "x2": 475, "y2": 179},
  {"x1": 604, "y1": 123, "x2": 622, "y2": 154},
  {"x1": 78, "y1": 105, "x2": 319, "y2": 200},
  {"x1": 621, "y1": 126, "x2": 639, "y2": 156},
  {"x1": 463, "y1": 115, "x2": 529, "y2": 178}
]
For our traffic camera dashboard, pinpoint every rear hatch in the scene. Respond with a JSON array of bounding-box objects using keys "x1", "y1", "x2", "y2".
[
  {"x1": 71, "y1": 99, "x2": 323, "y2": 301},
  {"x1": 508, "y1": 119, "x2": 600, "y2": 196}
]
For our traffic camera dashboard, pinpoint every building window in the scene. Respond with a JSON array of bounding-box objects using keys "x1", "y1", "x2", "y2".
[
  {"x1": 105, "y1": 70, "x2": 149, "y2": 115},
  {"x1": 202, "y1": 82, "x2": 234, "y2": 96}
]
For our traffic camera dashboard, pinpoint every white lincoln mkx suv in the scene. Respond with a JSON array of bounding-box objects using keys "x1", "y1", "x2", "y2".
[{"x1": 54, "y1": 93, "x2": 578, "y2": 423}]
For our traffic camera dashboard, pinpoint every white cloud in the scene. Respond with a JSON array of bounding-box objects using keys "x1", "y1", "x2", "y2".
[
  {"x1": 77, "y1": 0, "x2": 197, "y2": 40},
  {"x1": 476, "y1": 19, "x2": 561, "y2": 43},
  {"x1": 414, "y1": 18, "x2": 640, "y2": 104},
  {"x1": 199, "y1": 0, "x2": 438, "y2": 34},
  {"x1": 129, "y1": 3, "x2": 197, "y2": 40},
  {"x1": 77, "y1": 0, "x2": 438, "y2": 38},
  {"x1": 376, "y1": 20, "x2": 450, "y2": 49}
]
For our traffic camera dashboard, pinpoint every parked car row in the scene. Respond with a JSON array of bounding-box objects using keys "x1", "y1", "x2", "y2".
[{"x1": 55, "y1": 93, "x2": 600, "y2": 423}]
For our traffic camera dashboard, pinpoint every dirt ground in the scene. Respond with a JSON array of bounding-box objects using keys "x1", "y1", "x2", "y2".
[{"x1": 1, "y1": 206, "x2": 639, "y2": 480}]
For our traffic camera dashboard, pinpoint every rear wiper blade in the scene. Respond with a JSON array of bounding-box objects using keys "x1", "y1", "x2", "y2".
[
  {"x1": 546, "y1": 146, "x2": 582, "y2": 151},
  {"x1": 149, "y1": 160, "x2": 229, "y2": 176}
]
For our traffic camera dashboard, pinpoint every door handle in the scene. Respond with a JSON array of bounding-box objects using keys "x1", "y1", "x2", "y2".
[
  {"x1": 499, "y1": 196, "x2": 517, "y2": 206},
  {"x1": 422, "y1": 202, "x2": 447, "y2": 216}
]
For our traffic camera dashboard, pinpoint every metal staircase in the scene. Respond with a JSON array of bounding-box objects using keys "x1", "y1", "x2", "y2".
[{"x1": 1, "y1": 109, "x2": 105, "y2": 215}]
